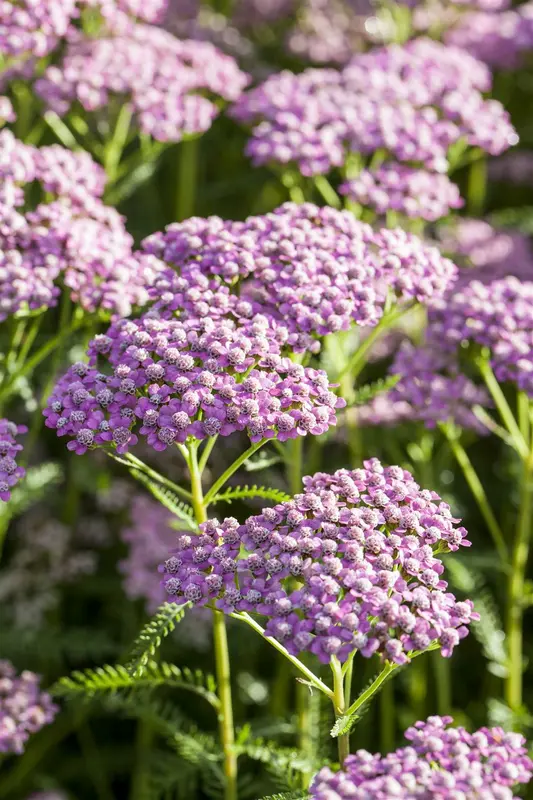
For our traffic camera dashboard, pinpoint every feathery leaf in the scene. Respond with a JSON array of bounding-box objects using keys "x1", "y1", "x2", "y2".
[
  {"x1": 212, "y1": 485, "x2": 291, "y2": 505},
  {"x1": 127, "y1": 602, "x2": 190, "y2": 677},
  {"x1": 129, "y1": 468, "x2": 196, "y2": 529},
  {"x1": 352, "y1": 374, "x2": 401, "y2": 406}
]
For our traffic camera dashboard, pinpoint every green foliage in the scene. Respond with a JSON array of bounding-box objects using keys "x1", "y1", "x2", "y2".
[
  {"x1": 243, "y1": 452, "x2": 283, "y2": 472},
  {"x1": 0, "y1": 625, "x2": 119, "y2": 665},
  {"x1": 128, "y1": 468, "x2": 196, "y2": 529},
  {"x1": 330, "y1": 670, "x2": 398, "y2": 738},
  {"x1": 490, "y1": 207, "x2": 533, "y2": 234},
  {"x1": 127, "y1": 602, "x2": 190, "y2": 677},
  {"x1": 0, "y1": 462, "x2": 62, "y2": 522},
  {"x1": 259, "y1": 793, "x2": 308, "y2": 800},
  {"x1": 52, "y1": 661, "x2": 219, "y2": 708},
  {"x1": 212, "y1": 485, "x2": 291, "y2": 505},
  {"x1": 236, "y1": 728, "x2": 318, "y2": 790},
  {"x1": 351, "y1": 374, "x2": 401, "y2": 406}
]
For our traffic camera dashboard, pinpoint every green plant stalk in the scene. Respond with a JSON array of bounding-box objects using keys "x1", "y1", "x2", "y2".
[
  {"x1": 232, "y1": 612, "x2": 334, "y2": 698},
  {"x1": 345, "y1": 663, "x2": 396, "y2": 717},
  {"x1": 338, "y1": 306, "x2": 407, "y2": 383},
  {"x1": 467, "y1": 156, "x2": 487, "y2": 217},
  {"x1": 441, "y1": 424, "x2": 508, "y2": 563},
  {"x1": 281, "y1": 172, "x2": 306, "y2": 204},
  {"x1": 76, "y1": 721, "x2": 114, "y2": 800},
  {"x1": 477, "y1": 358, "x2": 528, "y2": 459},
  {"x1": 379, "y1": 679, "x2": 395, "y2": 753},
  {"x1": 506, "y1": 418, "x2": 533, "y2": 710},
  {"x1": 331, "y1": 657, "x2": 350, "y2": 766},
  {"x1": 204, "y1": 440, "x2": 267, "y2": 505},
  {"x1": 113, "y1": 451, "x2": 193, "y2": 501},
  {"x1": 176, "y1": 137, "x2": 199, "y2": 222},
  {"x1": 199, "y1": 434, "x2": 219, "y2": 474},
  {"x1": 104, "y1": 103, "x2": 133, "y2": 184},
  {"x1": 189, "y1": 444, "x2": 238, "y2": 800},
  {"x1": 313, "y1": 175, "x2": 341, "y2": 208},
  {"x1": 130, "y1": 719, "x2": 153, "y2": 800}
]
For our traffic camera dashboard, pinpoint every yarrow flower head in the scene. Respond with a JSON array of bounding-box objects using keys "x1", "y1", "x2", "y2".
[
  {"x1": 355, "y1": 341, "x2": 491, "y2": 434},
  {"x1": 161, "y1": 458, "x2": 476, "y2": 665},
  {"x1": 428, "y1": 276, "x2": 533, "y2": 397},
  {"x1": 0, "y1": 419, "x2": 26, "y2": 502},
  {"x1": 0, "y1": 660, "x2": 58, "y2": 754},
  {"x1": 36, "y1": 25, "x2": 248, "y2": 143},
  {"x1": 310, "y1": 715, "x2": 533, "y2": 799},
  {"x1": 232, "y1": 38, "x2": 516, "y2": 177},
  {"x1": 445, "y1": 4, "x2": 533, "y2": 69},
  {"x1": 44, "y1": 314, "x2": 345, "y2": 454},
  {"x1": 340, "y1": 163, "x2": 463, "y2": 222},
  {"x1": 143, "y1": 202, "x2": 457, "y2": 352}
]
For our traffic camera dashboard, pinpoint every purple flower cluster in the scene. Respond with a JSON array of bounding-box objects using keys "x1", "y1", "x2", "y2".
[
  {"x1": 44, "y1": 314, "x2": 345, "y2": 454},
  {"x1": 36, "y1": 24, "x2": 248, "y2": 143},
  {"x1": 489, "y1": 150, "x2": 533, "y2": 186},
  {"x1": 310, "y1": 715, "x2": 533, "y2": 799},
  {"x1": 0, "y1": 660, "x2": 58, "y2": 754},
  {"x1": 340, "y1": 164, "x2": 463, "y2": 222},
  {"x1": 0, "y1": 0, "x2": 77, "y2": 60},
  {"x1": 286, "y1": 0, "x2": 372, "y2": 65},
  {"x1": 144, "y1": 202, "x2": 457, "y2": 351},
  {"x1": 0, "y1": 419, "x2": 26, "y2": 502},
  {"x1": 429, "y1": 277, "x2": 533, "y2": 397},
  {"x1": 439, "y1": 218, "x2": 533, "y2": 286},
  {"x1": 445, "y1": 3, "x2": 533, "y2": 69},
  {"x1": 232, "y1": 38, "x2": 516, "y2": 176},
  {"x1": 0, "y1": 97, "x2": 15, "y2": 123},
  {"x1": 0, "y1": 130, "x2": 162, "y2": 319},
  {"x1": 355, "y1": 341, "x2": 491, "y2": 433},
  {"x1": 161, "y1": 459, "x2": 477, "y2": 665},
  {"x1": 120, "y1": 493, "x2": 211, "y2": 650}
]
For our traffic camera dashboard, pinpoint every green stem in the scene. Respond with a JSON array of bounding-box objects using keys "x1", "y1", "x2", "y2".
[
  {"x1": 106, "y1": 452, "x2": 193, "y2": 501},
  {"x1": 129, "y1": 721, "x2": 153, "y2": 800},
  {"x1": 176, "y1": 137, "x2": 199, "y2": 222},
  {"x1": 104, "y1": 103, "x2": 133, "y2": 183},
  {"x1": 506, "y1": 417, "x2": 533, "y2": 710},
  {"x1": 76, "y1": 721, "x2": 114, "y2": 800},
  {"x1": 433, "y1": 652, "x2": 452, "y2": 716},
  {"x1": 0, "y1": 317, "x2": 84, "y2": 403},
  {"x1": 232, "y1": 612, "x2": 334, "y2": 698},
  {"x1": 379, "y1": 679, "x2": 394, "y2": 753},
  {"x1": 331, "y1": 657, "x2": 349, "y2": 766},
  {"x1": 467, "y1": 156, "x2": 487, "y2": 217},
  {"x1": 441, "y1": 424, "x2": 508, "y2": 563},
  {"x1": 199, "y1": 434, "x2": 219, "y2": 475},
  {"x1": 477, "y1": 358, "x2": 528, "y2": 459},
  {"x1": 204, "y1": 440, "x2": 268, "y2": 505},
  {"x1": 345, "y1": 663, "x2": 396, "y2": 717},
  {"x1": 313, "y1": 175, "x2": 341, "y2": 208},
  {"x1": 338, "y1": 307, "x2": 407, "y2": 382},
  {"x1": 189, "y1": 444, "x2": 238, "y2": 800},
  {"x1": 281, "y1": 172, "x2": 306, "y2": 204},
  {"x1": 288, "y1": 437, "x2": 303, "y2": 495}
]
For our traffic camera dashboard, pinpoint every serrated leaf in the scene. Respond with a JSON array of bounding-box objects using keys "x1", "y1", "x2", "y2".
[
  {"x1": 127, "y1": 602, "x2": 190, "y2": 677},
  {"x1": 259, "y1": 793, "x2": 308, "y2": 800},
  {"x1": 238, "y1": 737, "x2": 317, "y2": 789},
  {"x1": 330, "y1": 669, "x2": 397, "y2": 738},
  {"x1": 212, "y1": 485, "x2": 291, "y2": 505},
  {"x1": 52, "y1": 661, "x2": 219, "y2": 708},
  {"x1": 129, "y1": 469, "x2": 196, "y2": 529},
  {"x1": 352, "y1": 374, "x2": 401, "y2": 406},
  {"x1": 243, "y1": 453, "x2": 283, "y2": 472}
]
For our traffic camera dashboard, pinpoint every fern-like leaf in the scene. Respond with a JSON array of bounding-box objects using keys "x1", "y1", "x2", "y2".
[
  {"x1": 352, "y1": 374, "x2": 401, "y2": 406},
  {"x1": 238, "y1": 737, "x2": 317, "y2": 789},
  {"x1": 129, "y1": 468, "x2": 196, "y2": 529},
  {"x1": 330, "y1": 669, "x2": 398, "y2": 738},
  {"x1": 52, "y1": 661, "x2": 219, "y2": 708},
  {"x1": 212, "y1": 485, "x2": 291, "y2": 505},
  {"x1": 259, "y1": 793, "x2": 308, "y2": 800},
  {"x1": 127, "y1": 602, "x2": 190, "y2": 677}
]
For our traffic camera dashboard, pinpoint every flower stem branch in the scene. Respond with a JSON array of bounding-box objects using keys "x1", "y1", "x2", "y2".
[
  {"x1": 189, "y1": 444, "x2": 238, "y2": 800},
  {"x1": 104, "y1": 103, "x2": 133, "y2": 183},
  {"x1": 106, "y1": 451, "x2": 193, "y2": 501},
  {"x1": 331, "y1": 656, "x2": 350, "y2": 766},
  {"x1": 338, "y1": 306, "x2": 407, "y2": 383},
  {"x1": 204, "y1": 439, "x2": 268, "y2": 505},
  {"x1": 477, "y1": 357, "x2": 528, "y2": 458},
  {"x1": 440, "y1": 423, "x2": 508, "y2": 563},
  {"x1": 231, "y1": 612, "x2": 334, "y2": 699},
  {"x1": 176, "y1": 137, "x2": 199, "y2": 222},
  {"x1": 345, "y1": 662, "x2": 396, "y2": 717}
]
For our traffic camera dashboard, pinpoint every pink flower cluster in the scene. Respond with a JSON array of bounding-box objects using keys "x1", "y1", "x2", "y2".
[
  {"x1": 0, "y1": 660, "x2": 58, "y2": 754},
  {"x1": 232, "y1": 38, "x2": 517, "y2": 176},
  {"x1": 0, "y1": 130, "x2": 162, "y2": 319},
  {"x1": 311, "y1": 715, "x2": 533, "y2": 799},
  {"x1": 161, "y1": 459, "x2": 477, "y2": 665},
  {"x1": 0, "y1": 419, "x2": 26, "y2": 502},
  {"x1": 36, "y1": 24, "x2": 248, "y2": 143},
  {"x1": 44, "y1": 315, "x2": 345, "y2": 454},
  {"x1": 340, "y1": 164, "x2": 463, "y2": 222}
]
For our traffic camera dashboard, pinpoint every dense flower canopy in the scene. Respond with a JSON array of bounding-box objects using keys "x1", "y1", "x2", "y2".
[
  {"x1": 232, "y1": 38, "x2": 517, "y2": 176},
  {"x1": 44, "y1": 315, "x2": 345, "y2": 454},
  {"x1": 161, "y1": 459, "x2": 477, "y2": 665},
  {"x1": 310, "y1": 715, "x2": 533, "y2": 799},
  {"x1": 36, "y1": 24, "x2": 248, "y2": 142},
  {"x1": 0, "y1": 660, "x2": 58, "y2": 754},
  {"x1": 143, "y1": 202, "x2": 457, "y2": 352}
]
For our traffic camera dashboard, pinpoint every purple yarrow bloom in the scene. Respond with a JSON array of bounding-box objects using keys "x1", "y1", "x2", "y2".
[
  {"x1": 0, "y1": 660, "x2": 58, "y2": 754},
  {"x1": 44, "y1": 315, "x2": 345, "y2": 454},
  {"x1": 143, "y1": 203, "x2": 458, "y2": 352},
  {"x1": 340, "y1": 163, "x2": 463, "y2": 222},
  {"x1": 354, "y1": 340, "x2": 491, "y2": 433},
  {"x1": 0, "y1": 419, "x2": 27, "y2": 501},
  {"x1": 310, "y1": 715, "x2": 532, "y2": 799},
  {"x1": 160, "y1": 459, "x2": 476, "y2": 665},
  {"x1": 428, "y1": 276, "x2": 533, "y2": 397},
  {"x1": 36, "y1": 25, "x2": 248, "y2": 143},
  {"x1": 445, "y1": 5, "x2": 533, "y2": 69}
]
